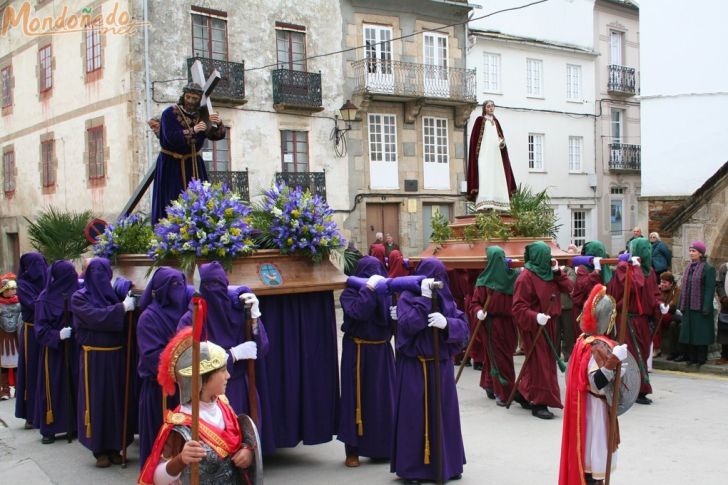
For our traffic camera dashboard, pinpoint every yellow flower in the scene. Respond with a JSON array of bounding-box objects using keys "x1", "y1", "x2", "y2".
[
  {"x1": 201, "y1": 247, "x2": 209, "y2": 255},
  {"x1": 291, "y1": 209, "x2": 301, "y2": 218},
  {"x1": 217, "y1": 248, "x2": 226, "y2": 256},
  {"x1": 207, "y1": 200, "x2": 215, "y2": 210},
  {"x1": 224, "y1": 208, "x2": 234, "y2": 218},
  {"x1": 287, "y1": 238, "x2": 294, "y2": 246},
  {"x1": 180, "y1": 227, "x2": 187, "y2": 235},
  {"x1": 230, "y1": 227, "x2": 241, "y2": 237}
]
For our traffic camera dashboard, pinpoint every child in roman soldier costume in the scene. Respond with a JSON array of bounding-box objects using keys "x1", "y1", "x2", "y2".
[
  {"x1": 139, "y1": 327, "x2": 259, "y2": 485},
  {"x1": 559, "y1": 284, "x2": 637, "y2": 485}
]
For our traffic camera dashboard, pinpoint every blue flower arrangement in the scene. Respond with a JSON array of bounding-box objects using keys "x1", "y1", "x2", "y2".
[
  {"x1": 253, "y1": 182, "x2": 345, "y2": 263},
  {"x1": 149, "y1": 179, "x2": 255, "y2": 271},
  {"x1": 93, "y1": 214, "x2": 153, "y2": 263}
]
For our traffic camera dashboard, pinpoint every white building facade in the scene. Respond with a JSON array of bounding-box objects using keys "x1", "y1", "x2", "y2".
[{"x1": 466, "y1": 29, "x2": 598, "y2": 250}]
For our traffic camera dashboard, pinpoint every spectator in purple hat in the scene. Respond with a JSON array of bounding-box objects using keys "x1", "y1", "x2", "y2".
[{"x1": 678, "y1": 241, "x2": 716, "y2": 366}]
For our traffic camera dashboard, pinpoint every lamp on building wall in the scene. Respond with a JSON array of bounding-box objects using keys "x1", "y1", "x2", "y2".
[{"x1": 332, "y1": 100, "x2": 359, "y2": 158}]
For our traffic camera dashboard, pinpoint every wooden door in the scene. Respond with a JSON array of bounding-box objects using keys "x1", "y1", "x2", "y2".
[{"x1": 365, "y1": 203, "x2": 400, "y2": 248}]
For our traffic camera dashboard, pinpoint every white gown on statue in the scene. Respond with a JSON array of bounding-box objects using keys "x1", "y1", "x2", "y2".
[
  {"x1": 585, "y1": 355, "x2": 618, "y2": 480},
  {"x1": 475, "y1": 117, "x2": 510, "y2": 212}
]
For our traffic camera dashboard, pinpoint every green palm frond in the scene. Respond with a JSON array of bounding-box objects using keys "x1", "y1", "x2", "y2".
[{"x1": 25, "y1": 207, "x2": 94, "y2": 262}]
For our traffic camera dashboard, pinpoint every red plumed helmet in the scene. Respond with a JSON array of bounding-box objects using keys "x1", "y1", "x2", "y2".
[{"x1": 157, "y1": 327, "x2": 193, "y2": 397}]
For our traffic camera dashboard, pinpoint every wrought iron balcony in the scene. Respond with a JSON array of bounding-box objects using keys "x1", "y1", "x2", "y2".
[
  {"x1": 607, "y1": 65, "x2": 637, "y2": 95},
  {"x1": 352, "y1": 59, "x2": 476, "y2": 103},
  {"x1": 608, "y1": 143, "x2": 641, "y2": 172},
  {"x1": 275, "y1": 171, "x2": 326, "y2": 200},
  {"x1": 186, "y1": 57, "x2": 246, "y2": 105},
  {"x1": 208, "y1": 170, "x2": 250, "y2": 201},
  {"x1": 272, "y1": 69, "x2": 323, "y2": 112}
]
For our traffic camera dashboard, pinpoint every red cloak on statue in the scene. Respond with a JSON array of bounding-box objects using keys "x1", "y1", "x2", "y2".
[{"x1": 466, "y1": 115, "x2": 517, "y2": 202}]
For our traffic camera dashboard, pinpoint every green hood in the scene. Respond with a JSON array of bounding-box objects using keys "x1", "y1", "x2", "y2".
[
  {"x1": 629, "y1": 237, "x2": 652, "y2": 277},
  {"x1": 475, "y1": 245, "x2": 518, "y2": 295},
  {"x1": 524, "y1": 241, "x2": 553, "y2": 282},
  {"x1": 583, "y1": 240, "x2": 613, "y2": 284}
]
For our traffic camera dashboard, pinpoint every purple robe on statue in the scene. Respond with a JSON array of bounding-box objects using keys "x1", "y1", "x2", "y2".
[
  {"x1": 150, "y1": 104, "x2": 226, "y2": 223},
  {"x1": 136, "y1": 267, "x2": 187, "y2": 468},
  {"x1": 71, "y1": 258, "x2": 132, "y2": 455},
  {"x1": 338, "y1": 256, "x2": 395, "y2": 459},
  {"x1": 391, "y1": 258, "x2": 468, "y2": 482},
  {"x1": 33, "y1": 260, "x2": 78, "y2": 439},
  {"x1": 177, "y1": 261, "x2": 275, "y2": 454},
  {"x1": 259, "y1": 290, "x2": 340, "y2": 447},
  {"x1": 15, "y1": 252, "x2": 48, "y2": 423}
]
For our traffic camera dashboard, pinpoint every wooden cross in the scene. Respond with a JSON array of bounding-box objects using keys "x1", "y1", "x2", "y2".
[{"x1": 190, "y1": 59, "x2": 221, "y2": 125}]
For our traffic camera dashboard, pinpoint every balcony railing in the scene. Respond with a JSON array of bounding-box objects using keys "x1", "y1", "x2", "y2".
[
  {"x1": 208, "y1": 170, "x2": 250, "y2": 201},
  {"x1": 607, "y1": 65, "x2": 636, "y2": 95},
  {"x1": 352, "y1": 59, "x2": 476, "y2": 102},
  {"x1": 272, "y1": 69, "x2": 322, "y2": 109},
  {"x1": 275, "y1": 171, "x2": 326, "y2": 200},
  {"x1": 186, "y1": 57, "x2": 245, "y2": 104},
  {"x1": 608, "y1": 143, "x2": 641, "y2": 171}
]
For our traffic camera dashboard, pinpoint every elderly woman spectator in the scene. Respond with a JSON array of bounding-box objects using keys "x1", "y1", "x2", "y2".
[
  {"x1": 678, "y1": 241, "x2": 716, "y2": 366},
  {"x1": 649, "y1": 232, "x2": 672, "y2": 281}
]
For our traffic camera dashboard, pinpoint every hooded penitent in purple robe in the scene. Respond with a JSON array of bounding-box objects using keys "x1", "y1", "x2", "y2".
[
  {"x1": 33, "y1": 260, "x2": 78, "y2": 440},
  {"x1": 15, "y1": 252, "x2": 48, "y2": 423},
  {"x1": 136, "y1": 267, "x2": 187, "y2": 468},
  {"x1": 390, "y1": 258, "x2": 468, "y2": 482},
  {"x1": 71, "y1": 258, "x2": 133, "y2": 456},
  {"x1": 338, "y1": 256, "x2": 395, "y2": 459},
  {"x1": 177, "y1": 261, "x2": 274, "y2": 454}
]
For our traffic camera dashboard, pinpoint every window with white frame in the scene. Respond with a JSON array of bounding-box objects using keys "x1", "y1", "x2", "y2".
[
  {"x1": 571, "y1": 210, "x2": 587, "y2": 247},
  {"x1": 568, "y1": 136, "x2": 583, "y2": 172},
  {"x1": 610, "y1": 30, "x2": 623, "y2": 66},
  {"x1": 526, "y1": 58, "x2": 543, "y2": 97},
  {"x1": 611, "y1": 108, "x2": 623, "y2": 144},
  {"x1": 566, "y1": 64, "x2": 581, "y2": 101},
  {"x1": 368, "y1": 113, "x2": 398, "y2": 189},
  {"x1": 368, "y1": 114, "x2": 397, "y2": 162},
  {"x1": 528, "y1": 133, "x2": 544, "y2": 170},
  {"x1": 483, "y1": 52, "x2": 500, "y2": 93},
  {"x1": 423, "y1": 117, "x2": 448, "y2": 164},
  {"x1": 423, "y1": 117, "x2": 449, "y2": 189}
]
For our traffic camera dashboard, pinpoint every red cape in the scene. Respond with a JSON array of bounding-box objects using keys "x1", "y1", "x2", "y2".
[
  {"x1": 138, "y1": 396, "x2": 242, "y2": 485},
  {"x1": 559, "y1": 335, "x2": 616, "y2": 485},
  {"x1": 466, "y1": 115, "x2": 517, "y2": 202}
]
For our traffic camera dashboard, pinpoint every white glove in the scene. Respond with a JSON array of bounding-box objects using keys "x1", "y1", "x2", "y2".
[
  {"x1": 123, "y1": 294, "x2": 136, "y2": 312},
  {"x1": 230, "y1": 341, "x2": 257, "y2": 361},
  {"x1": 551, "y1": 259, "x2": 560, "y2": 272},
  {"x1": 630, "y1": 256, "x2": 641, "y2": 267},
  {"x1": 593, "y1": 257, "x2": 602, "y2": 271},
  {"x1": 427, "y1": 312, "x2": 447, "y2": 329},
  {"x1": 611, "y1": 343, "x2": 629, "y2": 362},
  {"x1": 390, "y1": 306, "x2": 398, "y2": 321},
  {"x1": 675, "y1": 309, "x2": 683, "y2": 317},
  {"x1": 366, "y1": 274, "x2": 386, "y2": 291},
  {"x1": 420, "y1": 278, "x2": 435, "y2": 299},
  {"x1": 59, "y1": 327, "x2": 72, "y2": 340},
  {"x1": 240, "y1": 293, "x2": 261, "y2": 319},
  {"x1": 659, "y1": 303, "x2": 669, "y2": 315},
  {"x1": 536, "y1": 313, "x2": 551, "y2": 326},
  {"x1": 476, "y1": 309, "x2": 487, "y2": 321}
]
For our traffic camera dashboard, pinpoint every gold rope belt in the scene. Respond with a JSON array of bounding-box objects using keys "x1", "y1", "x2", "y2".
[
  {"x1": 162, "y1": 391, "x2": 167, "y2": 422},
  {"x1": 24, "y1": 322, "x2": 33, "y2": 401},
  {"x1": 44, "y1": 347, "x2": 53, "y2": 424},
  {"x1": 353, "y1": 337, "x2": 388, "y2": 436},
  {"x1": 417, "y1": 355, "x2": 435, "y2": 465},
  {"x1": 82, "y1": 345, "x2": 122, "y2": 438},
  {"x1": 159, "y1": 148, "x2": 199, "y2": 183}
]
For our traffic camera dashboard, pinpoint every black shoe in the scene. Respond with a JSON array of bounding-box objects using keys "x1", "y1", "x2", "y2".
[
  {"x1": 673, "y1": 355, "x2": 689, "y2": 362},
  {"x1": 514, "y1": 393, "x2": 532, "y2": 410},
  {"x1": 473, "y1": 362, "x2": 484, "y2": 371},
  {"x1": 484, "y1": 388, "x2": 495, "y2": 400},
  {"x1": 636, "y1": 394, "x2": 652, "y2": 405},
  {"x1": 696, "y1": 360, "x2": 706, "y2": 367},
  {"x1": 495, "y1": 397, "x2": 506, "y2": 407},
  {"x1": 404, "y1": 480, "x2": 421, "y2": 485},
  {"x1": 666, "y1": 353, "x2": 678, "y2": 361},
  {"x1": 532, "y1": 406, "x2": 555, "y2": 420},
  {"x1": 450, "y1": 474, "x2": 463, "y2": 480},
  {"x1": 41, "y1": 435, "x2": 55, "y2": 444}
]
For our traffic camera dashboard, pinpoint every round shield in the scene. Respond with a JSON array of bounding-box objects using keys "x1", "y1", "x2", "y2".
[
  {"x1": 605, "y1": 351, "x2": 640, "y2": 416},
  {"x1": 84, "y1": 218, "x2": 108, "y2": 243},
  {"x1": 238, "y1": 413, "x2": 263, "y2": 485}
]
